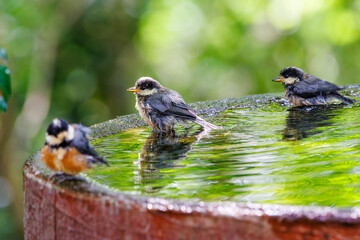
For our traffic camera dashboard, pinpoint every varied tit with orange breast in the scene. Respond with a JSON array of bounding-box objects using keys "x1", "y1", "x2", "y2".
[
  {"x1": 127, "y1": 77, "x2": 222, "y2": 133},
  {"x1": 41, "y1": 118, "x2": 109, "y2": 176},
  {"x1": 273, "y1": 67, "x2": 355, "y2": 107}
]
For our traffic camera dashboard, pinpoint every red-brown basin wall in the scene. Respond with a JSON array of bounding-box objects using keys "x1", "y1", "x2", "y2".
[{"x1": 23, "y1": 171, "x2": 360, "y2": 240}]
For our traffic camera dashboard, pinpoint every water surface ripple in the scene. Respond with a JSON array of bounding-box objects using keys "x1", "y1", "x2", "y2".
[{"x1": 86, "y1": 103, "x2": 360, "y2": 207}]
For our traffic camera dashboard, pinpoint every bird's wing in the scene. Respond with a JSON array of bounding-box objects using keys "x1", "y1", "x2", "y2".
[
  {"x1": 293, "y1": 76, "x2": 340, "y2": 98},
  {"x1": 70, "y1": 124, "x2": 109, "y2": 165},
  {"x1": 70, "y1": 124, "x2": 97, "y2": 156},
  {"x1": 143, "y1": 89, "x2": 198, "y2": 120}
]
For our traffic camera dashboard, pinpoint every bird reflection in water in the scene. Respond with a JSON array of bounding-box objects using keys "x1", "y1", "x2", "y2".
[
  {"x1": 134, "y1": 129, "x2": 207, "y2": 193},
  {"x1": 282, "y1": 106, "x2": 337, "y2": 141}
]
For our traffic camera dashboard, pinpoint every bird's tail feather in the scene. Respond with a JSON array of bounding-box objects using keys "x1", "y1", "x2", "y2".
[
  {"x1": 331, "y1": 93, "x2": 356, "y2": 105},
  {"x1": 194, "y1": 117, "x2": 222, "y2": 131},
  {"x1": 87, "y1": 156, "x2": 110, "y2": 166}
]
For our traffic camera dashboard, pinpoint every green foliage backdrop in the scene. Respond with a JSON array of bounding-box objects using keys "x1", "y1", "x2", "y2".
[
  {"x1": 0, "y1": 48, "x2": 11, "y2": 112},
  {"x1": 1, "y1": 0, "x2": 360, "y2": 238}
]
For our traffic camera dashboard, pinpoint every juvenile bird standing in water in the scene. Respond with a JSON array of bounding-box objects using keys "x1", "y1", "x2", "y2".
[
  {"x1": 127, "y1": 77, "x2": 222, "y2": 134},
  {"x1": 272, "y1": 67, "x2": 355, "y2": 107},
  {"x1": 41, "y1": 118, "x2": 109, "y2": 176}
]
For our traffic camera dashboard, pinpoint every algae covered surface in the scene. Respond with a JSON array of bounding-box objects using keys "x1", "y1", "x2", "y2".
[{"x1": 85, "y1": 91, "x2": 360, "y2": 207}]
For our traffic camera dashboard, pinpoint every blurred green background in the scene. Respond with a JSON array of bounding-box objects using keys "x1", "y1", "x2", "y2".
[{"x1": 1, "y1": 0, "x2": 360, "y2": 238}]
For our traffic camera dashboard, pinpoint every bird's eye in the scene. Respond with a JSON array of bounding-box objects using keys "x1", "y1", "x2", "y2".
[
  {"x1": 285, "y1": 74, "x2": 289, "y2": 78},
  {"x1": 140, "y1": 86, "x2": 146, "y2": 90}
]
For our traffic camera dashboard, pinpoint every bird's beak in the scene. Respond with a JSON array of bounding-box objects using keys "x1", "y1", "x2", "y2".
[
  {"x1": 272, "y1": 76, "x2": 284, "y2": 83},
  {"x1": 127, "y1": 87, "x2": 139, "y2": 92}
]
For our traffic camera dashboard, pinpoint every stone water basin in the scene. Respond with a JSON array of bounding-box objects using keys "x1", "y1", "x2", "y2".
[{"x1": 24, "y1": 86, "x2": 360, "y2": 240}]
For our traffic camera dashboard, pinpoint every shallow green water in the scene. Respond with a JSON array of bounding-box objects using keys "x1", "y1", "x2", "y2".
[{"x1": 86, "y1": 103, "x2": 360, "y2": 207}]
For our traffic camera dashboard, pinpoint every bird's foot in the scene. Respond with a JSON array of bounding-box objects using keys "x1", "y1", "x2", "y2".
[{"x1": 50, "y1": 172, "x2": 84, "y2": 183}]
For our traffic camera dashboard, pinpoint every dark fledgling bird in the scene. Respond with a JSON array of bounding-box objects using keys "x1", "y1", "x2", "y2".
[
  {"x1": 41, "y1": 118, "x2": 109, "y2": 176},
  {"x1": 127, "y1": 77, "x2": 222, "y2": 133},
  {"x1": 272, "y1": 67, "x2": 355, "y2": 107}
]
